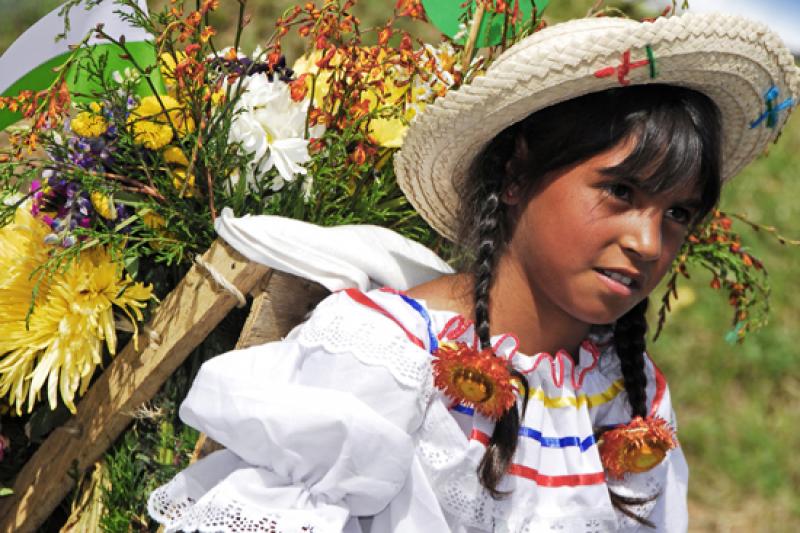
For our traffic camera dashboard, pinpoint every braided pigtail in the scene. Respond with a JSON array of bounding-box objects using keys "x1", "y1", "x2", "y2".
[
  {"x1": 472, "y1": 190, "x2": 515, "y2": 497},
  {"x1": 614, "y1": 298, "x2": 650, "y2": 418},
  {"x1": 608, "y1": 297, "x2": 657, "y2": 528},
  {"x1": 472, "y1": 193, "x2": 501, "y2": 348},
  {"x1": 468, "y1": 165, "x2": 531, "y2": 498}
]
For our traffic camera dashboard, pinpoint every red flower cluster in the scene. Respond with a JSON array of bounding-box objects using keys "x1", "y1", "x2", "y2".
[
  {"x1": 432, "y1": 342, "x2": 517, "y2": 420},
  {"x1": 274, "y1": 0, "x2": 445, "y2": 166},
  {"x1": 654, "y1": 209, "x2": 774, "y2": 342},
  {"x1": 598, "y1": 416, "x2": 677, "y2": 479},
  {"x1": 395, "y1": 0, "x2": 426, "y2": 20}
]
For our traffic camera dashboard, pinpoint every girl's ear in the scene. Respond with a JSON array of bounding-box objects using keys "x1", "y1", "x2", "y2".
[{"x1": 501, "y1": 182, "x2": 522, "y2": 205}]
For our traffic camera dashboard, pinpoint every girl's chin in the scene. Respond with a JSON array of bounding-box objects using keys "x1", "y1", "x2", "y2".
[{"x1": 571, "y1": 299, "x2": 644, "y2": 327}]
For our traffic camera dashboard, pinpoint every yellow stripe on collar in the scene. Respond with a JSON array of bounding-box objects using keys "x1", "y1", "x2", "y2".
[{"x1": 528, "y1": 379, "x2": 624, "y2": 409}]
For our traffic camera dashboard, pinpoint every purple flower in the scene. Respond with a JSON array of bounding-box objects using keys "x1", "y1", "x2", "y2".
[{"x1": 0, "y1": 434, "x2": 10, "y2": 462}]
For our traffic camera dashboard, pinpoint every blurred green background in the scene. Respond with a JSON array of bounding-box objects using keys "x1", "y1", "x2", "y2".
[{"x1": 1, "y1": 1, "x2": 798, "y2": 531}]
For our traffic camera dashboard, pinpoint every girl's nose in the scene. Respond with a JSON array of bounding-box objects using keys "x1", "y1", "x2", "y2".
[{"x1": 620, "y1": 212, "x2": 663, "y2": 261}]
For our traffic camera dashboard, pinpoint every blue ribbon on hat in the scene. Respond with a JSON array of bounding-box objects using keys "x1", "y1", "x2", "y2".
[{"x1": 750, "y1": 85, "x2": 794, "y2": 129}]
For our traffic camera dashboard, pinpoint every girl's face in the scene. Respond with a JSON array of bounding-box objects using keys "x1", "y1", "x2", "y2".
[{"x1": 503, "y1": 137, "x2": 703, "y2": 326}]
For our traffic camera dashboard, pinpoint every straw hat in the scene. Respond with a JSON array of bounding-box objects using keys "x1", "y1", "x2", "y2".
[{"x1": 394, "y1": 12, "x2": 800, "y2": 242}]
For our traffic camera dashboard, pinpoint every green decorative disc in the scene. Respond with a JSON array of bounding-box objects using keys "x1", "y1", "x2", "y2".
[{"x1": 421, "y1": 0, "x2": 549, "y2": 47}]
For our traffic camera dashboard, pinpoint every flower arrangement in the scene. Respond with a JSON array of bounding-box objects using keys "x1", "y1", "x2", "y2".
[
  {"x1": 0, "y1": 0, "x2": 795, "y2": 527},
  {"x1": 0, "y1": 0, "x2": 469, "y2": 416}
]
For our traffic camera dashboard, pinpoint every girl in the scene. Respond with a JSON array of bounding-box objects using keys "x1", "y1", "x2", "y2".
[{"x1": 149, "y1": 12, "x2": 798, "y2": 533}]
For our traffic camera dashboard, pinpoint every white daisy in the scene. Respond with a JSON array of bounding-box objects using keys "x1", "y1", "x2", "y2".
[{"x1": 228, "y1": 74, "x2": 324, "y2": 191}]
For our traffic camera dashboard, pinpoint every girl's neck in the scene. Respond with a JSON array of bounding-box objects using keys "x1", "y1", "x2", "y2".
[
  {"x1": 490, "y1": 257, "x2": 592, "y2": 358},
  {"x1": 407, "y1": 269, "x2": 592, "y2": 359}
]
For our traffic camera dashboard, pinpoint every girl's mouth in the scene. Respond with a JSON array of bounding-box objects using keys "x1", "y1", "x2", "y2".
[{"x1": 594, "y1": 268, "x2": 639, "y2": 295}]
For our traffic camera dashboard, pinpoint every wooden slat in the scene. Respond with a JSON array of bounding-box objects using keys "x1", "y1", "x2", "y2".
[
  {"x1": 235, "y1": 269, "x2": 329, "y2": 350},
  {"x1": 0, "y1": 239, "x2": 270, "y2": 533},
  {"x1": 189, "y1": 270, "x2": 329, "y2": 463}
]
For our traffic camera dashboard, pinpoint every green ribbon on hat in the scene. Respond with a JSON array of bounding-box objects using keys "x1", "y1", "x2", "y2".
[{"x1": 421, "y1": 0, "x2": 549, "y2": 47}]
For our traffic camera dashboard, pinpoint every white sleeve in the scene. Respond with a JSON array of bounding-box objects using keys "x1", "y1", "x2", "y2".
[{"x1": 148, "y1": 291, "x2": 435, "y2": 533}]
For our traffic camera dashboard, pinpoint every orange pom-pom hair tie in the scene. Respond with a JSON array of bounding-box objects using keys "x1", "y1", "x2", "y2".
[
  {"x1": 597, "y1": 416, "x2": 677, "y2": 479},
  {"x1": 432, "y1": 341, "x2": 518, "y2": 420}
]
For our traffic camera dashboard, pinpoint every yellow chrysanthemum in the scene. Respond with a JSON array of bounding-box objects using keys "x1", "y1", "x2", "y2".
[
  {"x1": 0, "y1": 207, "x2": 153, "y2": 414},
  {"x1": 72, "y1": 102, "x2": 108, "y2": 138},
  {"x1": 172, "y1": 168, "x2": 196, "y2": 198},
  {"x1": 128, "y1": 95, "x2": 195, "y2": 150},
  {"x1": 162, "y1": 146, "x2": 196, "y2": 197},
  {"x1": 129, "y1": 119, "x2": 173, "y2": 150},
  {"x1": 159, "y1": 51, "x2": 187, "y2": 93},
  {"x1": 163, "y1": 146, "x2": 190, "y2": 167},
  {"x1": 140, "y1": 209, "x2": 166, "y2": 229},
  {"x1": 90, "y1": 191, "x2": 117, "y2": 220}
]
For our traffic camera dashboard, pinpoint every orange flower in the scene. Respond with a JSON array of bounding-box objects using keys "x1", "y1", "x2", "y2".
[
  {"x1": 432, "y1": 342, "x2": 516, "y2": 420},
  {"x1": 395, "y1": 0, "x2": 426, "y2": 20},
  {"x1": 200, "y1": 26, "x2": 216, "y2": 43},
  {"x1": 598, "y1": 416, "x2": 677, "y2": 479},
  {"x1": 351, "y1": 143, "x2": 367, "y2": 165},
  {"x1": 200, "y1": 0, "x2": 219, "y2": 14},
  {"x1": 289, "y1": 74, "x2": 310, "y2": 102},
  {"x1": 378, "y1": 27, "x2": 393, "y2": 46}
]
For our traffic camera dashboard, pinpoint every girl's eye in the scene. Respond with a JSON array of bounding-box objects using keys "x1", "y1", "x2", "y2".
[
  {"x1": 667, "y1": 206, "x2": 693, "y2": 225},
  {"x1": 603, "y1": 182, "x2": 633, "y2": 202}
]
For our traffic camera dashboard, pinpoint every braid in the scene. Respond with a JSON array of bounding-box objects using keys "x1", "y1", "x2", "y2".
[
  {"x1": 473, "y1": 192, "x2": 501, "y2": 350},
  {"x1": 613, "y1": 298, "x2": 649, "y2": 419},
  {"x1": 610, "y1": 298, "x2": 658, "y2": 527},
  {"x1": 470, "y1": 181, "x2": 531, "y2": 499}
]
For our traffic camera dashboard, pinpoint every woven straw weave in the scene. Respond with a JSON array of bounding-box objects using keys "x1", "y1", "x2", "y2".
[{"x1": 394, "y1": 12, "x2": 800, "y2": 242}]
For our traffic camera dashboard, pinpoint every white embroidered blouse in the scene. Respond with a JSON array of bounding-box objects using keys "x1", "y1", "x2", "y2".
[{"x1": 148, "y1": 287, "x2": 688, "y2": 533}]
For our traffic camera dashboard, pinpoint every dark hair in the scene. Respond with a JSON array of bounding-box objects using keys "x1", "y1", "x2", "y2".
[{"x1": 456, "y1": 85, "x2": 722, "y2": 501}]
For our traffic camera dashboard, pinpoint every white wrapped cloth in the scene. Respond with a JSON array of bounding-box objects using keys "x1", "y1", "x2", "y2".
[
  {"x1": 148, "y1": 215, "x2": 688, "y2": 532},
  {"x1": 213, "y1": 207, "x2": 454, "y2": 292}
]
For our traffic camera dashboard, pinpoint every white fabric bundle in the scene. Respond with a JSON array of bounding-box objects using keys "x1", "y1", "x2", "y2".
[{"x1": 214, "y1": 207, "x2": 454, "y2": 292}]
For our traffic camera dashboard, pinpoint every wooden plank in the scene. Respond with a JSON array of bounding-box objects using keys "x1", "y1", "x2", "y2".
[
  {"x1": 190, "y1": 270, "x2": 329, "y2": 462},
  {"x1": 236, "y1": 270, "x2": 329, "y2": 350},
  {"x1": 0, "y1": 239, "x2": 270, "y2": 533}
]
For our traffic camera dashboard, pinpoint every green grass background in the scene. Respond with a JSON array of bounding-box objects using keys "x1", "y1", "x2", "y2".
[{"x1": 2, "y1": 1, "x2": 799, "y2": 531}]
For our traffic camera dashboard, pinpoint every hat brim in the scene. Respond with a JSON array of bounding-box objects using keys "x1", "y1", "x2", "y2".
[{"x1": 394, "y1": 13, "x2": 800, "y2": 242}]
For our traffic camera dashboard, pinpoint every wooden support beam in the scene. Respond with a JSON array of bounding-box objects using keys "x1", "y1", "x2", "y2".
[
  {"x1": 236, "y1": 269, "x2": 330, "y2": 350},
  {"x1": 0, "y1": 239, "x2": 270, "y2": 533},
  {"x1": 189, "y1": 270, "x2": 329, "y2": 463}
]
